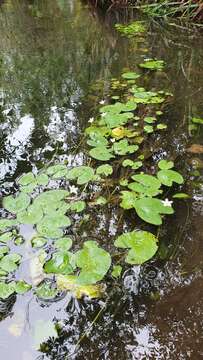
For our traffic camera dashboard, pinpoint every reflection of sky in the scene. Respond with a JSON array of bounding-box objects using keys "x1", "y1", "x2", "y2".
[{"x1": 0, "y1": 114, "x2": 34, "y2": 180}]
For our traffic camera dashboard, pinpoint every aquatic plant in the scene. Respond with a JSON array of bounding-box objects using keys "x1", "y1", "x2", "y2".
[{"x1": 0, "y1": 63, "x2": 186, "y2": 301}]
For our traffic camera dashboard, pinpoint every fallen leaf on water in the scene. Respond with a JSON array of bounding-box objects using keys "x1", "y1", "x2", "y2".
[{"x1": 186, "y1": 144, "x2": 203, "y2": 154}]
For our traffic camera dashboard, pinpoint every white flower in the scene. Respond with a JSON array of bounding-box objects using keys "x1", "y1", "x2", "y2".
[
  {"x1": 99, "y1": 100, "x2": 105, "y2": 105},
  {"x1": 162, "y1": 198, "x2": 173, "y2": 207},
  {"x1": 110, "y1": 138, "x2": 116, "y2": 143},
  {"x1": 69, "y1": 185, "x2": 78, "y2": 195},
  {"x1": 101, "y1": 112, "x2": 107, "y2": 117},
  {"x1": 88, "y1": 117, "x2": 94, "y2": 123}
]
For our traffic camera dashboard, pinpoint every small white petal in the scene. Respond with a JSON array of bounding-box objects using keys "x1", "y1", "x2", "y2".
[
  {"x1": 162, "y1": 198, "x2": 173, "y2": 207},
  {"x1": 101, "y1": 112, "x2": 107, "y2": 117},
  {"x1": 99, "y1": 100, "x2": 105, "y2": 105},
  {"x1": 88, "y1": 117, "x2": 94, "y2": 123},
  {"x1": 110, "y1": 138, "x2": 116, "y2": 143}
]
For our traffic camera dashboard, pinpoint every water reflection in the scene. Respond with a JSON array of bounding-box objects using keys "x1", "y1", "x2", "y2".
[{"x1": 0, "y1": 0, "x2": 202, "y2": 359}]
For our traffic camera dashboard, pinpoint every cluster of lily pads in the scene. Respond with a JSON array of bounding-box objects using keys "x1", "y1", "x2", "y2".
[{"x1": 0, "y1": 62, "x2": 186, "y2": 301}]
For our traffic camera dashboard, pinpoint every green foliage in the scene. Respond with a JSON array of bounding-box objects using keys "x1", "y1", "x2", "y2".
[
  {"x1": 0, "y1": 253, "x2": 21, "y2": 273},
  {"x1": 75, "y1": 241, "x2": 111, "y2": 285},
  {"x1": 113, "y1": 139, "x2": 139, "y2": 155},
  {"x1": 15, "y1": 280, "x2": 31, "y2": 294},
  {"x1": 31, "y1": 236, "x2": 47, "y2": 248},
  {"x1": 192, "y1": 117, "x2": 203, "y2": 125},
  {"x1": 3, "y1": 193, "x2": 30, "y2": 214},
  {"x1": 96, "y1": 164, "x2": 113, "y2": 176},
  {"x1": 139, "y1": 59, "x2": 165, "y2": 71},
  {"x1": 54, "y1": 237, "x2": 73, "y2": 252},
  {"x1": 122, "y1": 72, "x2": 140, "y2": 80},
  {"x1": 0, "y1": 281, "x2": 16, "y2": 299},
  {"x1": 35, "y1": 281, "x2": 58, "y2": 300},
  {"x1": 112, "y1": 265, "x2": 122, "y2": 278},
  {"x1": 134, "y1": 197, "x2": 174, "y2": 225},
  {"x1": 66, "y1": 166, "x2": 95, "y2": 184},
  {"x1": 114, "y1": 231, "x2": 158, "y2": 264},
  {"x1": 157, "y1": 169, "x2": 184, "y2": 186},
  {"x1": 115, "y1": 21, "x2": 146, "y2": 37},
  {"x1": 89, "y1": 146, "x2": 114, "y2": 161},
  {"x1": 158, "y1": 159, "x2": 174, "y2": 170},
  {"x1": 44, "y1": 251, "x2": 74, "y2": 275}
]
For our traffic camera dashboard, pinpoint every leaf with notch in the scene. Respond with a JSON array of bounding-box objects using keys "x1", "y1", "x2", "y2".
[
  {"x1": 157, "y1": 169, "x2": 184, "y2": 187},
  {"x1": 75, "y1": 241, "x2": 111, "y2": 285},
  {"x1": 134, "y1": 197, "x2": 174, "y2": 225},
  {"x1": 114, "y1": 231, "x2": 158, "y2": 264}
]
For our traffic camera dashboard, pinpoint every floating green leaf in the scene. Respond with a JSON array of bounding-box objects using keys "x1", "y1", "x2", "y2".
[
  {"x1": 70, "y1": 200, "x2": 86, "y2": 213},
  {"x1": 158, "y1": 160, "x2": 174, "y2": 170},
  {"x1": 56, "y1": 274, "x2": 104, "y2": 299},
  {"x1": 120, "y1": 191, "x2": 138, "y2": 209},
  {"x1": 96, "y1": 164, "x2": 113, "y2": 176},
  {"x1": 3, "y1": 193, "x2": 30, "y2": 214},
  {"x1": 192, "y1": 117, "x2": 203, "y2": 125},
  {"x1": 44, "y1": 252, "x2": 74, "y2": 275},
  {"x1": 0, "y1": 253, "x2": 21, "y2": 273},
  {"x1": 54, "y1": 237, "x2": 73, "y2": 252},
  {"x1": 17, "y1": 172, "x2": 35, "y2": 186},
  {"x1": 37, "y1": 213, "x2": 71, "y2": 239},
  {"x1": 122, "y1": 72, "x2": 140, "y2": 80},
  {"x1": 134, "y1": 198, "x2": 174, "y2": 225},
  {"x1": 114, "y1": 231, "x2": 158, "y2": 264},
  {"x1": 172, "y1": 193, "x2": 190, "y2": 199},
  {"x1": 15, "y1": 280, "x2": 32, "y2": 294},
  {"x1": 0, "y1": 246, "x2": 10, "y2": 258},
  {"x1": 75, "y1": 241, "x2": 111, "y2": 285},
  {"x1": 0, "y1": 281, "x2": 15, "y2": 299},
  {"x1": 112, "y1": 265, "x2": 122, "y2": 278},
  {"x1": 144, "y1": 125, "x2": 154, "y2": 133},
  {"x1": 139, "y1": 59, "x2": 164, "y2": 71},
  {"x1": 157, "y1": 169, "x2": 184, "y2": 187},
  {"x1": 36, "y1": 173, "x2": 49, "y2": 186},
  {"x1": 46, "y1": 164, "x2": 68, "y2": 178},
  {"x1": 89, "y1": 146, "x2": 114, "y2": 161},
  {"x1": 113, "y1": 139, "x2": 139, "y2": 156},
  {"x1": 35, "y1": 281, "x2": 58, "y2": 300},
  {"x1": 66, "y1": 166, "x2": 95, "y2": 184},
  {"x1": 31, "y1": 236, "x2": 47, "y2": 248},
  {"x1": 17, "y1": 203, "x2": 43, "y2": 225},
  {"x1": 0, "y1": 231, "x2": 13, "y2": 243}
]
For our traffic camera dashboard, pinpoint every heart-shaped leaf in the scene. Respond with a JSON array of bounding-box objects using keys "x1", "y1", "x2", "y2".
[
  {"x1": 114, "y1": 230, "x2": 158, "y2": 264},
  {"x1": 3, "y1": 193, "x2": 30, "y2": 214},
  {"x1": 134, "y1": 197, "x2": 174, "y2": 225},
  {"x1": 75, "y1": 241, "x2": 111, "y2": 285},
  {"x1": 157, "y1": 169, "x2": 184, "y2": 187}
]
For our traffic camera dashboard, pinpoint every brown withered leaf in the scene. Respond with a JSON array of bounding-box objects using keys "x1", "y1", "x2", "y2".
[{"x1": 186, "y1": 144, "x2": 203, "y2": 154}]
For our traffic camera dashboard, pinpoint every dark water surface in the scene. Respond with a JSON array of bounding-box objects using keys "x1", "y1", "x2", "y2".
[{"x1": 0, "y1": 1, "x2": 203, "y2": 359}]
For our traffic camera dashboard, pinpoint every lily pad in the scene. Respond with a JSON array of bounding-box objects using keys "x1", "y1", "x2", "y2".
[
  {"x1": 37, "y1": 213, "x2": 71, "y2": 239},
  {"x1": 75, "y1": 241, "x2": 111, "y2": 285},
  {"x1": 139, "y1": 59, "x2": 164, "y2": 71},
  {"x1": 157, "y1": 169, "x2": 184, "y2": 187},
  {"x1": 134, "y1": 197, "x2": 174, "y2": 225},
  {"x1": 44, "y1": 252, "x2": 74, "y2": 275},
  {"x1": 158, "y1": 160, "x2": 174, "y2": 170},
  {"x1": 0, "y1": 253, "x2": 21, "y2": 273},
  {"x1": 89, "y1": 146, "x2": 114, "y2": 161},
  {"x1": 3, "y1": 193, "x2": 30, "y2": 214},
  {"x1": 35, "y1": 281, "x2": 58, "y2": 300},
  {"x1": 17, "y1": 203, "x2": 43, "y2": 225},
  {"x1": 31, "y1": 236, "x2": 47, "y2": 248},
  {"x1": 96, "y1": 164, "x2": 113, "y2": 176},
  {"x1": 114, "y1": 231, "x2": 158, "y2": 264},
  {"x1": 15, "y1": 280, "x2": 32, "y2": 294},
  {"x1": 46, "y1": 164, "x2": 68, "y2": 178},
  {"x1": 66, "y1": 166, "x2": 95, "y2": 185},
  {"x1": 122, "y1": 72, "x2": 140, "y2": 80},
  {"x1": 0, "y1": 231, "x2": 14, "y2": 243},
  {"x1": 0, "y1": 281, "x2": 15, "y2": 299},
  {"x1": 54, "y1": 237, "x2": 73, "y2": 252},
  {"x1": 113, "y1": 139, "x2": 139, "y2": 156},
  {"x1": 57, "y1": 274, "x2": 104, "y2": 299},
  {"x1": 70, "y1": 201, "x2": 86, "y2": 213},
  {"x1": 17, "y1": 172, "x2": 35, "y2": 186}
]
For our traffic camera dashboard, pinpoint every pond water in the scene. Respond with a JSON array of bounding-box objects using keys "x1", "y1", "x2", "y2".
[{"x1": 0, "y1": 1, "x2": 203, "y2": 359}]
